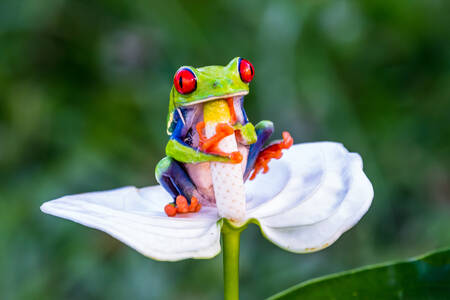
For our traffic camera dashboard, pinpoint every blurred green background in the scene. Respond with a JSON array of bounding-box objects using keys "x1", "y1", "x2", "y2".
[{"x1": 1, "y1": 0, "x2": 449, "y2": 299}]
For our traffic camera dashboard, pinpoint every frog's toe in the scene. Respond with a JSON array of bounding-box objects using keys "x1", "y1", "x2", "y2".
[
  {"x1": 188, "y1": 196, "x2": 202, "y2": 212},
  {"x1": 164, "y1": 203, "x2": 177, "y2": 217},
  {"x1": 176, "y1": 195, "x2": 189, "y2": 213}
]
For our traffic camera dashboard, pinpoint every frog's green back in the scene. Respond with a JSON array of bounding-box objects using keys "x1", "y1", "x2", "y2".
[{"x1": 166, "y1": 57, "x2": 250, "y2": 135}]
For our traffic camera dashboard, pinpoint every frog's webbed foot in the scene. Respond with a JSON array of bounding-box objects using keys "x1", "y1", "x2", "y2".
[
  {"x1": 196, "y1": 121, "x2": 242, "y2": 164},
  {"x1": 164, "y1": 195, "x2": 201, "y2": 217},
  {"x1": 155, "y1": 157, "x2": 203, "y2": 217},
  {"x1": 249, "y1": 131, "x2": 293, "y2": 180}
]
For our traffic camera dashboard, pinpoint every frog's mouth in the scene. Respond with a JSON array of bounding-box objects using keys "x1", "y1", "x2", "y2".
[
  {"x1": 179, "y1": 94, "x2": 247, "y2": 149},
  {"x1": 182, "y1": 91, "x2": 248, "y2": 107}
]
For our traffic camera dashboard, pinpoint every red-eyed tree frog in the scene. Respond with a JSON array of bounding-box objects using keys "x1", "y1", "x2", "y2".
[{"x1": 155, "y1": 57, "x2": 292, "y2": 216}]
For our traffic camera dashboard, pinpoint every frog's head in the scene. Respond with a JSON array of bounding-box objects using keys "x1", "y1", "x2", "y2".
[{"x1": 166, "y1": 57, "x2": 254, "y2": 135}]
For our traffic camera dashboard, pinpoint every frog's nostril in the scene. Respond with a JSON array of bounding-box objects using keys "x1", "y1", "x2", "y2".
[{"x1": 212, "y1": 81, "x2": 219, "y2": 88}]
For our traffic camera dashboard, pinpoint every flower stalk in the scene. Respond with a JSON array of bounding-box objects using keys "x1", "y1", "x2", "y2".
[{"x1": 222, "y1": 220, "x2": 246, "y2": 300}]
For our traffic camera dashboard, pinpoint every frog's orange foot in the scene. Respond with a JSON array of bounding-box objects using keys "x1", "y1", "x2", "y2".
[
  {"x1": 249, "y1": 131, "x2": 293, "y2": 180},
  {"x1": 196, "y1": 121, "x2": 243, "y2": 164},
  {"x1": 197, "y1": 122, "x2": 234, "y2": 151},
  {"x1": 164, "y1": 195, "x2": 202, "y2": 217}
]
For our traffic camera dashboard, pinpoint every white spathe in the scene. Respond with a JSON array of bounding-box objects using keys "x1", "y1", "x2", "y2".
[{"x1": 40, "y1": 142, "x2": 373, "y2": 261}]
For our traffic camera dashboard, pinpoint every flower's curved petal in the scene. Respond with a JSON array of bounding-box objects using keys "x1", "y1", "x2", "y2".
[
  {"x1": 246, "y1": 142, "x2": 373, "y2": 252},
  {"x1": 41, "y1": 186, "x2": 221, "y2": 261},
  {"x1": 246, "y1": 142, "x2": 350, "y2": 224}
]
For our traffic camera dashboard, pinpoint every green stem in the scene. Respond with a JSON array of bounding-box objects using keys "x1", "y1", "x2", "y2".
[{"x1": 222, "y1": 221, "x2": 245, "y2": 300}]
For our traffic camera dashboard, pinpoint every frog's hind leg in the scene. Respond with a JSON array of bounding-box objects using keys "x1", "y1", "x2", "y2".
[
  {"x1": 243, "y1": 120, "x2": 274, "y2": 181},
  {"x1": 155, "y1": 157, "x2": 201, "y2": 216}
]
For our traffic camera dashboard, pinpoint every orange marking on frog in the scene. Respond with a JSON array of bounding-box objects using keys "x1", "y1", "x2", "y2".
[
  {"x1": 196, "y1": 121, "x2": 242, "y2": 164},
  {"x1": 249, "y1": 131, "x2": 293, "y2": 180}
]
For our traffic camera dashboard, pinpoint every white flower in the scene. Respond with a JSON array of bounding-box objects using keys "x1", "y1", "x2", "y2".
[{"x1": 41, "y1": 142, "x2": 373, "y2": 261}]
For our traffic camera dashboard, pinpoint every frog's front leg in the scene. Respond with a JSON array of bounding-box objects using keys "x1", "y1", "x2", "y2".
[
  {"x1": 155, "y1": 157, "x2": 201, "y2": 217},
  {"x1": 244, "y1": 120, "x2": 274, "y2": 180}
]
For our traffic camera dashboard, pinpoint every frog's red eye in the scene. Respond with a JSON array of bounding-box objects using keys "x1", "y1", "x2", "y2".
[
  {"x1": 174, "y1": 68, "x2": 197, "y2": 94},
  {"x1": 238, "y1": 58, "x2": 254, "y2": 83}
]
